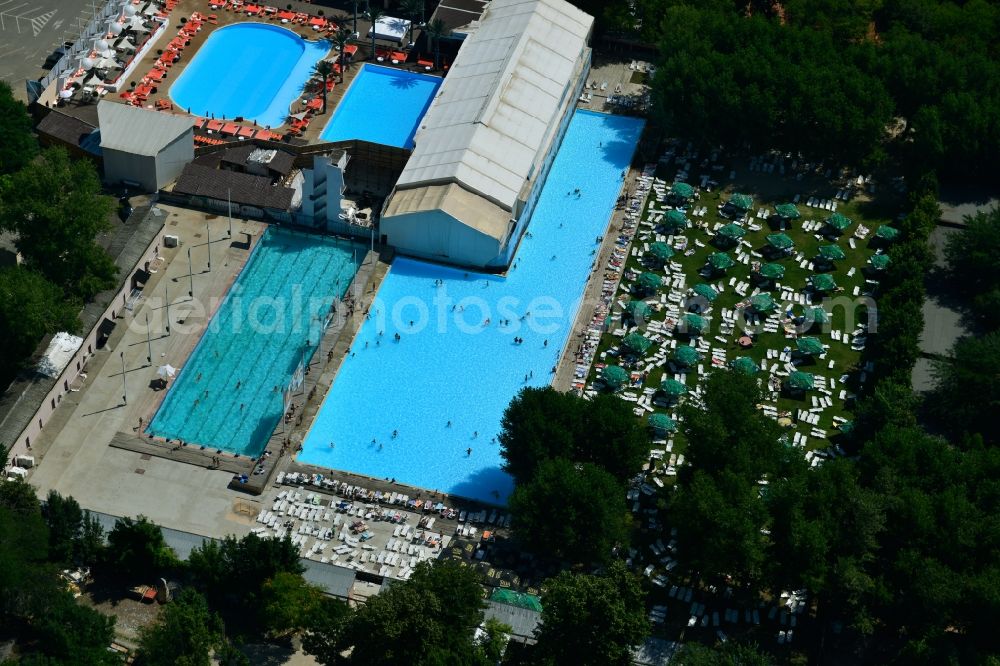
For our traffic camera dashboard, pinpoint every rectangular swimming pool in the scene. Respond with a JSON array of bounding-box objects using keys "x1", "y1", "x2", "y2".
[
  {"x1": 319, "y1": 64, "x2": 441, "y2": 149},
  {"x1": 149, "y1": 227, "x2": 364, "y2": 456},
  {"x1": 300, "y1": 111, "x2": 645, "y2": 502}
]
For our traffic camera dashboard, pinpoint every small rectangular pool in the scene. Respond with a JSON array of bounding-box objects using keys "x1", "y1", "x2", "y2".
[
  {"x1": 319, "y1": 64, "x2": 441, "y2": 149},
  {"x1": 149, "y1": 227, "x2": 364, "y2": 456},
  {"x1": 300, "y1": 111, "x2": 645, "y2": 502}
]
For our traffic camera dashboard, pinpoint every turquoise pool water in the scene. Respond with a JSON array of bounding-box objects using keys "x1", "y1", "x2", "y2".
[
  {"x1": 169, "y1": 23, "x2": 330, "y2": 128},
  {"x1": 149, "y1": 227, "x2": 363, "y2": 456},
  {"x1": 319, "y1": 64, "x2": 441, "y2": 149},
  {"x1": 300, "y1": 110, "x2": 645, "y2": 502}
]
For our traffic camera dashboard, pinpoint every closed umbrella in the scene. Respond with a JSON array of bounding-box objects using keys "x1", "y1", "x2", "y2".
[
  {"x1": 758, "y1": 263, "x2": 785, "y2": 280},
  {"x1": 708, "y1": 252, "x2": 735, "y2": 271},
  {"x1": 660, "y1": 379, "x2": 688, "y2": 397},
  {"x1": 766, "y1": 233, "x2": 794, "y2": 250},
  {"x1": 157, "y1": 364, "x2": 177, "y2": 378},
  {"x1": 731, "y1": 356, "x2": 759, "y2": 375},
  {"x1": 647, "y1": 242, "x2": 674, "y2": 262},
  {"x1": 796, "y1": 337, "x2": 825, "y2": 355},
  {"x1": 663, "y1": 209, "x2": 688, "y2": 233},
  {"x1": 602, "y1": 365, "x2": 629, "y2": 391},
  {"x1": 818, "y1": 244, "x2": 846, "y2": 261},
  {"x1": 691, "y1": 283, "x2": 718, "y2": 302}
]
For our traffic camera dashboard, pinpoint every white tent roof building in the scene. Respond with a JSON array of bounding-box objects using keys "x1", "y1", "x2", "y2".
[
  {"x1": 381, "y1": 0, "x2": 593, "y2": 269},
  {"x1": 98, "y1": 101, "x2": 194, "y2": 192}
]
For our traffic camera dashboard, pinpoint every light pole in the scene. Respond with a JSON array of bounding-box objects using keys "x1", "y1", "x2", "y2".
[
  {"x1": 164, "y1": 282, "x2": 170, "y2": 335},
  {"x1": 145, "y1": 313, "x2": 152, "y2": 363},
  {"x1": 120, "y1": 351, "x2": 127, "y2": 405},
  {"x1": 187, "y1": 247, "x2": 194, "y2": 297},
  {"x1": 227, "y1": 188, "x2": 233, "y2": 238},
  {"x1": 206, "y1": 222, "x2": 212, "y2": 271}
]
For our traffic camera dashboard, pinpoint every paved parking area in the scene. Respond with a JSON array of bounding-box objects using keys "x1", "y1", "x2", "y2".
[{"x1": 0, "y1": 0, "x2": 97, "y2": 100}]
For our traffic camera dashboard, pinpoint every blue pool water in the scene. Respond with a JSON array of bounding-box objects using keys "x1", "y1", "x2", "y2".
[
  {"x1": 149, "y1": 227, "x2": 363, "y2": 456},
  {"x1": 300, "y1": 111, "x2": 645, "y2": 502},
  {"x1": 319, "y1": 64, "x2": 441, "y2": 148},
  {"x1": 169, "y1": 23, "x2": 330, "y2": 128}
]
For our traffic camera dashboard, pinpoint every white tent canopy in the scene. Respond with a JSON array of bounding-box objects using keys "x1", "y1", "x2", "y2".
[
  {"x1": 368, "y1": 15, "x2": 411, "y2": 45},
  {"x1": 36, "y1": 332, "x2": 84, "y2": 379}
]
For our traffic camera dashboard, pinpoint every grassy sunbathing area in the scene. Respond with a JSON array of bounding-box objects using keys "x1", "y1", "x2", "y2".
[{"x1": 585, "y1": 146, "x2": 905, "y2": 473}]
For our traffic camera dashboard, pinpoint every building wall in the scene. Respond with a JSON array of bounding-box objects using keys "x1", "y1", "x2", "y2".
[
  {"x1": 381, "y1": 210, "x2": 500, "y2": 268},
  {"x1": 103, "y1": 148, "x2": 158, "y2": 192},
  {"x1": 154, "y1": 130, "x2": 195, "y2": 189}
]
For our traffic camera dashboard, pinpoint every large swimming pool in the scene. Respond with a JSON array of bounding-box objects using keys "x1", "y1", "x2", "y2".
[
  {"x1": 319, "y1": 64, "x2": 441, "y2": 149},
  {"x1": 300, "y1": 111, "x2": 645, "y2": 502},
  {"x1": 169, "y1": 23, "x2": 330, "y2": 128},
  {"x1": 149, "y1": 227, "x2": 363, "y2": 456}
]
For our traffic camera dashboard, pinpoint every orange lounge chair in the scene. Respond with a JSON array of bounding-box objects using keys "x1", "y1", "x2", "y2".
[
  {"x1": 237, "y1": 126, "x2": 255, "y2": 138},
  {"x1": 205, "y1": 119, "x2": 224, "y2": 131},
  {"x1": 220, "y1": 122, "x2": 239, "y2": 135}
]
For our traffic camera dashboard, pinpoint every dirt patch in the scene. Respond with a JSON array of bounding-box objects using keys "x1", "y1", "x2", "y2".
[{"x1": 79, "y1": 581, "x2": 162, "y2": 646}]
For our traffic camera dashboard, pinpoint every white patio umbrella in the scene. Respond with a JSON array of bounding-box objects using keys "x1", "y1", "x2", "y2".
[{"x1": 156, "y1": 364, "x2": 177, "y2": 378}]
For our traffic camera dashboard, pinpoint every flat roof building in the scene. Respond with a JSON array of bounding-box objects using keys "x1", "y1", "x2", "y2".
[
  {"x1": 98, "y1": 101, "x2": 194, "y2": 192},
  {"x1": 380, "y1": 0, "x2": 593, "y2": 269}
]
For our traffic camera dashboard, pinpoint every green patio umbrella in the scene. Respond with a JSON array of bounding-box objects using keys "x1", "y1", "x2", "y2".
[
  {"x1": 648, "y1": 413, "x2": 677, "y2": 434},
  {"x1": 731, "y1": 356, "x2": 759, "y2": 375},
  {"x1": 870, "y1": 254, "x2": 891, "y2": 270},
  {"x1": 637, "y1": 272, "x2": 663, "y2": 291},
  {"x1": 708, "y1": 252, "x2": 735, "y2": 271},
  {"x1": 805, "y1": 306, "x2": 829, "y2": 325},
  {"x1": 796, "y1": 336, "x2": 825, "y2": 355},
  {"x1": 660, "y1": 378, "x2": 689, "y2": 397},
  {"x1": 751, "y1": 293, "x2": 776, "y2": 313},
  {"x1": 672, "y1": 182, "x2": 694, "y2": 199},
  {"x1": 729, "y1": 193, "x2": 752, "y2": 211},
  {"x1": 811, "y1": 273, "x2": 837, "y2": 291},
  {"x1": 758, "y1": 263, "x2": 785, "y2": 280},
  {"x1": 766, "y1": 233, "x2": 794, "y2": 250},
  {"x1": 683, "y1": 313, "x2": 707, "y2": 334},
  {"x1": 674, "y1": 345, "x2": 701, "y2": 367},
  {"x1": 647, "y1": 242, "x2": 674, "y2": 262},
  {"x1": 602, "y1": 365, "x2": 629, "y2": 390},
  {"x1": 623, "y1": 332, "x2": 653, "y2": 355},
  {"x1": 717, "y1": 223, "x2": 747, "y2": 241},
  {"x1": 826, "y1": 212, "x2": 852, "y2": 232},
  {"x1": 838, "y1": 420, "x2": 855, "y2": 435},
  {"x1": 818, "y1": 244, "x2": 846, "y2": 261},
  {"x1": 692, "y1": 283, "x2": 719, "y2": 302},
  {"x1": 624, "y1": 299, "x2": 651, "y2": 320},
  {"x1": 788, "y1": 371, "x2": 815, "y2": 391},
  {"x1": 876, "y1": 225, "x2": 900, "y2": 241},
  {"x1": 775, "y1": 203, "x2": 801, "y2": 220},
  {"x1": 663, "y1": 209, "x2": 688, "y2": 233}
]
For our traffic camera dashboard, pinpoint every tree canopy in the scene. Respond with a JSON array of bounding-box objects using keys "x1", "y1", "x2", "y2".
[
  {"x1": 136, "y1": 588, "x2": 223, "y2": 666},
  {"x1": 499, "y1": 387, "x2": 647, "y2": 484},
  {"x1": 0, "y1": 147, "x2": 117, "y2": 299},
  {"x1": 508, "y1": 458, "x2": 628, "y2": 564},
  {"x1": 0, "y1": 81, "x2": 38, "y2": 175},
  {"x1": 532, "y1": 561, "x2": 649, "y2": 666},
  {"x1": 106, "y1": 515, "x2": 176, "y2": 581}
]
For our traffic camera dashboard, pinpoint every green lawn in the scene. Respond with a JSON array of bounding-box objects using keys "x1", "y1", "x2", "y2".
[{"x1": 589, "y1": 160, "x2": 901, "y2": 463}]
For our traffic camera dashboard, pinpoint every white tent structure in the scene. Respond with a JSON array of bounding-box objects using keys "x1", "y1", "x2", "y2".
[
  {"x1": 36, "y1": 333, "x2": 84, "y2": 379},
  {"x1": 379, "y1": 0, "x2": 593, "y2": 269},
  {"x1": 368, "y1": 15, "x2": 411, "y2": 45}
]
